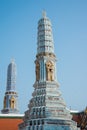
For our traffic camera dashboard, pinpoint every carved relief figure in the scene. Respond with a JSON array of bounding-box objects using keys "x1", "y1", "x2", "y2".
[
  {"x1": 36, "y1": 61, "x2": 40, "y2": 81},
  {"x1": 46, "y1": 61, "x2": 54, "y2": 81},
  {"x1": 10, "y1": 96, "x2": 16, "y2": 109}
]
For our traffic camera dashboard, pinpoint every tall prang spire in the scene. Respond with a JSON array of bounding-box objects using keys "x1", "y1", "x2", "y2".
[
  {"x1": 19, "y1": 12, "x2": 79, "y2": 130},
  {"x1": 1, "y1": 59, "x2": 19, "y2": 114}
]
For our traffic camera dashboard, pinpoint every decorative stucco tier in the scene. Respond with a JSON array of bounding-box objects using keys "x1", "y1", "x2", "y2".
[{"x1": 19, "y1": 12, "x2": 79, "y2": 130}]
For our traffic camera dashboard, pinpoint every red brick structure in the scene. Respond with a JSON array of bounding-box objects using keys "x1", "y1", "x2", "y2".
[
  {"x1": 0, "y1": 114, "x2": 23, "y2": 130},
  {"x1": 71, "y1": 107, "x2": 87, "y2": 129}
]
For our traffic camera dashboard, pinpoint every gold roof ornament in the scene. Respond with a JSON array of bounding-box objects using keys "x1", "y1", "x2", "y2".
[{"x1": 85, "y1": 107, "x2": 87, "y2": 114}]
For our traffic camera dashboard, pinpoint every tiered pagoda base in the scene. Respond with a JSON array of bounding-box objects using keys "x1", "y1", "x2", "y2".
[
  {"x1": 19, "y1": 81, "x2": 79, "y2": 130},
  {"x1": 19, "y1": 119, "x2": 79, "y2": 130}
]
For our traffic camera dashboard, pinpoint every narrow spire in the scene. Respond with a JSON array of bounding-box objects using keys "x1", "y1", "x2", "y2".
[
  {"x1": 6, "y1": 58, "x2": 16, "y2": 91},
  {"x1": 1, "y1": 59, "x2": 19, "y2": 114}
]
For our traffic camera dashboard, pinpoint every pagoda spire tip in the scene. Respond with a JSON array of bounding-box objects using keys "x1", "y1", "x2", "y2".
[
  {"x1": 42, "y1": 10, "x2": 47, "y2": 18},
  {"x1": 11, "y1": 58, "x2": 15, "y2": 64}
]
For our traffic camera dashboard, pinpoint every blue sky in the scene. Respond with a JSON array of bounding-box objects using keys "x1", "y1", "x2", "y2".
[{"x1": 0, "y1": 0, "x2": 87, "y2": 114}]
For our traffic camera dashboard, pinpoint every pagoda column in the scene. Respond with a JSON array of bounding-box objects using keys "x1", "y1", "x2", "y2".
[
  {"x1": 1, "y1": 59, "x2": 19, "y2": 114},
  {"x1": 19, "y1": 12, "x2": 79, "y2": 130}
]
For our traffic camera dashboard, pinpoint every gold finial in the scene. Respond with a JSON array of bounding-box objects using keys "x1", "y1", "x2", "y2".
[{"x1": 42, "y1": 10, "x2": 46, "y2": 18}]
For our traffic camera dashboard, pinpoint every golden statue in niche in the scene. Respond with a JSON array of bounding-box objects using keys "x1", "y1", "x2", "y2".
[
  {"x1": 36, "y1": 61, "x2": 40, "y2": 81},
  {"x1": 10, "y1": 96, "x2": 16, "y2": 109},
  {"x1": 46, "y1": 61, "x2": 54, "y2": 81}
]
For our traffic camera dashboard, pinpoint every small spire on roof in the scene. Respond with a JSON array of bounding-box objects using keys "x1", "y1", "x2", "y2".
[{"x1": 42, "y1": 10, "x2": 46, "y2": 18}]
